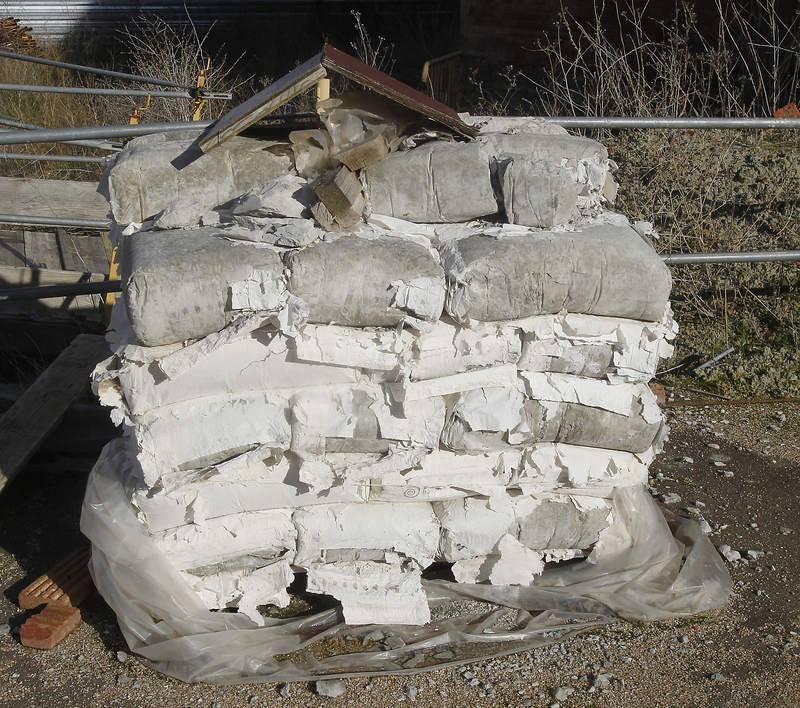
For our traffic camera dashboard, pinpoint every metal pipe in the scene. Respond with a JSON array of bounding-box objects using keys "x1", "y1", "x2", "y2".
[
  {"x1": 0, "y1": 83, "x2": 207, "y2": 100},
  {"x1": 0, "y1": 152, "x2": 108, "y2": 163},
  {"x1": 0, "y1": 115, "x2": 121, "y2": 151},
  {"x1": 546, "y1": 116, "x2": 800, "y2": 129},
  {"x1": 0, "y1": 280, "x2": 121, "y2": 302},
  {"x1": 662, "y1": 250, "x2": 800, "y2": 264},
  {"x1": 0, "y1": 214, "x2": 110, "y2": 229},
  {"x1": 0, "y1": 121, "x2": 211, "y2": 146},
  {"x1": 0, "y1": 48, "x2": 188, "y2": 90}
]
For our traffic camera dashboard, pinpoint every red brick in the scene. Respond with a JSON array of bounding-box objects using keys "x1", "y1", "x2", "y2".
[
  {"x1": 20, "y1": 605, "x2": 82, "y2": 650},
  {"x1": 18, "y1": 544, "x2": 92, "y2": 610}
]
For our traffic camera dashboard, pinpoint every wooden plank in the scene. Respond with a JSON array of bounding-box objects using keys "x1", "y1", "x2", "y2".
[
  {"x1": 197, "y1": 54, "x2": 326, "y2": 153},
  {"x1": 0, "y1": 265, "x2": 105, "y2": 320},
  {"x1": 0, "y1": 177, "x2": 108, "y2": 222},
  {"x1": 56, "y1": 231, "x2": 109, "y2": 274},
  {"x1": 0, "y1": 230, "x2": 27, "y2": 268},
  {"x1": 23, "y1": 231, "x2": 63, "y2": 269},
  {"x1": 0, "y1": 333, "x2": 108, "y2": 494}
]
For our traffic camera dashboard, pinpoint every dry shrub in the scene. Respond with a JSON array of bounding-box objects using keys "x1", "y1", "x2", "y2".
[{"x1": 503, "y1": 0, "x2": 800, "y2": 396}]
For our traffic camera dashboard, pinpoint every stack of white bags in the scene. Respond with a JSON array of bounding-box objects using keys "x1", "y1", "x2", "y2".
[{"x1": 93, "y1": 114, "x2": 677, "y2": 628}]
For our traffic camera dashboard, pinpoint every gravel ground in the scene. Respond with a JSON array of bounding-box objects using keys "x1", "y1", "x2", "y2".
[{"x1": 1, "y1": 403, "x2": 799, "y2": 707}]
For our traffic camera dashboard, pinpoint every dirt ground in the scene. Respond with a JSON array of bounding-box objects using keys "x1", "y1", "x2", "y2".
[{"x1": 1, "y1": 402, "x2": 799, "y2": 708}]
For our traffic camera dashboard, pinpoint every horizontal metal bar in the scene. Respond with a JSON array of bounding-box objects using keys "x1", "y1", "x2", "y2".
[
  {"x1": 0, "y1": 121, "x2": 211, "y2": 145},
  {"x1": 0, "y1": 152, "x2": 108, "y2": 163},
  {"x1": 0, "y1": 280, "x2": 121, "y2": 302},
  {"x1": 662, "y1": 250, "x2": 800, "y2": 264},
  {"x1": 0, "y1": 48, "x2": 188, "y2": 90},
  {"x1": 0, "y1": 214, "x2": 110, "y2": 229},
  {"x1": 547, "y1": 116, "x2": 800, "y2": 129},
  {"x1": 0, "y1": 115, "x2": 121, "y2": 151},
  {"x1": 0, "y1": 82, "x2": 208, "y2": 99}
]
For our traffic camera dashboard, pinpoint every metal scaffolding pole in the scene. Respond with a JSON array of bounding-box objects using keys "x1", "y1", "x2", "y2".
[
  {"x1": 661, "y1": 250, "x2": 800, "y2": 264},
  {"x1": 0, "y1": 48, "x2": 188, "y2": 90},
  {"x1": 547, "y1": 116, "x2": 800, "y2": 129},
  {"x1": 0, "y1": 214, "x2": 111, "y2": 230},
  {"x1": 0, "y1": 280, "x2": 121, "y2": 302},
  {"x1": 0, "y1": 152, "x2": 108, "y2": 163},
  {"x1": 0, "y1": 83, "x2": 231, "y2": 100},
  {"x1": 0, "y1": 122, "x2": 211, "y2": 146},
  {"x1": 0, "y1": 115, "x2": 121, "y2": 151}
]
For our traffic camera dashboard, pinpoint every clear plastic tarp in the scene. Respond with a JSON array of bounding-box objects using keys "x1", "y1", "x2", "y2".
[{"x1": 81, "y1": 439, "x2": 730, "y2": 684}]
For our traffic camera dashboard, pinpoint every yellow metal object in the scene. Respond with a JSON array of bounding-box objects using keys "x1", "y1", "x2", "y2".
[
  {"x1": 191, "y1": 60, "x2": 210, "y2": 121},
  {"x1": 103, "y1": 242, "x2": 120, "y2": 323},
  {"x1": 128, "y1": 94, "x2": 152, "y2": 125}
]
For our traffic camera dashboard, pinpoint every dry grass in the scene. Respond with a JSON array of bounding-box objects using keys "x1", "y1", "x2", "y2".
[{"x1": 0, "y1": 15, "x2": 249, "y2": 179}]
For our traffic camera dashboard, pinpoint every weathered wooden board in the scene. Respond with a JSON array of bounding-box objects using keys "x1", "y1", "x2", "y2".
[
  {"x1": 0, "y1": 177, "x2": 108, "y2": 221},
  {"x1": 23, "y1": 230, "x2": 62, "y2": 269},
  {"x1": 0, "y1": 230, "x2": 27, "y2": 267},
  {"x1": 0, "y1": 230, "x2": 109, "y2": 273},
  {"x1": 0, "y1": 333, "x2": 109, "y2": 494},
  {"x1": 56, "y1": 231, "x2": 109, "y2": 274},
  {"x1": 0, "y1": 265, "x2": 106, "y2": 320}
]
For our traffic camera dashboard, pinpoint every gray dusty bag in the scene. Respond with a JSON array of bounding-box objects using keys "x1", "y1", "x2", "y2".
[
  {"x1": 107, "y1": 132, "x2": 292, "y2": 224},
  {"x1": 286, "y1": 235, "x2": 445, "y2": 326},
  {"x1": 122, "y1": 228, "x2": 284, "y2": 346},
  {"x1": 364, "y1": 142, "x2": 497, "y2": 222},
  {"x1": 499, "y1": 157, "x2": 579, "y2": 227},
  {"x1": 521, "y1": 399, "x2": 661, "y2": 453},
  {"x1": 441, "y1": 224, "x2": 671, "y2": 323},
  {"x1": 479, "y1": 132, "x2": 608, "y2": 165}
]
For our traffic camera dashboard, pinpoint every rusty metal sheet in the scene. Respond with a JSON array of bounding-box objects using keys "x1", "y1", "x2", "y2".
[{"x1": 320, "y1": 44, "x2": 477, "y2": 138}]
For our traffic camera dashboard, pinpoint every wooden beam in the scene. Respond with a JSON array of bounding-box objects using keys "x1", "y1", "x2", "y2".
[
  {"x1": 0, "y1": 177, "x2": 108, "y2": 222},
  {"x1": 0, "y1": 333, "x2": 108, "y2": 494}
]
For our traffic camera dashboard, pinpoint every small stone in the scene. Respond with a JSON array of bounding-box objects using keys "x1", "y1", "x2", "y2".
[
  {"x1": 592, "y1": 672, "x2": 614, "y2": 690},
  {"x1": 709, "y1": 672, "x2": 726, "y2": 682},
  {"x1": 707, "y1": 443, "x2": 720, "y2": 450},
  {"x1": 278, "y1": 683, "x2": 290, "y2": 698},
  {"x1": 747, "y1": 550, "x2": 764, "y2": 561},
  {"x1": 682, "y1": 456, "x2": 694, "y2": 464},
  {"x1": 780, "y1": 527, "x2": 792, "y2": 535},
  {"x1": 469, "y1": 678, "x2": 480, "y2": 687},
  {"x1": 383, "y1": 635, "x2": 406, "y2": 650},
  {"x1": 116, "y1": 651, "x2": 128, "y2": 663},
  {"x1": 404, "y1": 686, "x2": 418, "y2": 701},
  {"x1": 249, "y1": 696, "x2": 259, "y2": 704},
  {"x1": 621, "y1": 656, "x2": 633, "y2": 663},
  {"x1": 552, "y1": 686, "x2": 575, "y2": 701},
  {"x1": 680, "y1": 635, "x2": 689, "y2": 643},
  {"x1": 211, "y1": 703, "x2": 221, "y2": 708},
  {"x1": 713, "y1": 461, "x2": 727, "y2": 468},
  {"x1": 116, "y1": 674, "x2": 131, "y2": 686},
  {"x1": 462, "y1": 671, "x2": 474, "y2": 680},
  {"x1": 662, "y1": 492, "x2": 682, "y2": 505},
  {"x1": 365, "y1": 629, "x2": 385, "y2": 642},
  {"x1": 316, "y1": 679, "x2": 346, "y2": 698},
  {"x1": 132, "y1": 680, "x2": 142, "y2": 689},
  {"x1": 0, "y1": 623, "x2": 10, "y2": 637},
  {"x1": 717, "y1": 544, "x2": 741, "y2": 563},
  {"x1": 723, "y1": 470, "x2": 734, "y2": 478}
]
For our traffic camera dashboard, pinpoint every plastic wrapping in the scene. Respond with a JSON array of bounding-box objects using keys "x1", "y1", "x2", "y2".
[{"x1": 82, "y1": 439, "x2": 729, "y2": 684}]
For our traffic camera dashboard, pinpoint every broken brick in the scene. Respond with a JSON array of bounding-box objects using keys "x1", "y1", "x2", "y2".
[{"x1": 20, "y1": 605, "x2": 82, "y2": 650}]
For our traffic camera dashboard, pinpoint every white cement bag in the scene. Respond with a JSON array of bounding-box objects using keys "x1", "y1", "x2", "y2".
[
  {"x1": 285, "y1": 234, "x2": 445, "y2": 326},
  {"x1": 440, "y1": 223, "x2": 672, "y2": 323},
  {"x1": 364, "y1": 142, "x2": 497, "y2": 223},
  {"x1": 106, "y1": 131, "x2": 292, "y2": 225},
  {"x1": 517, "y1": 310, "x2": 677, "y2": 381}
]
